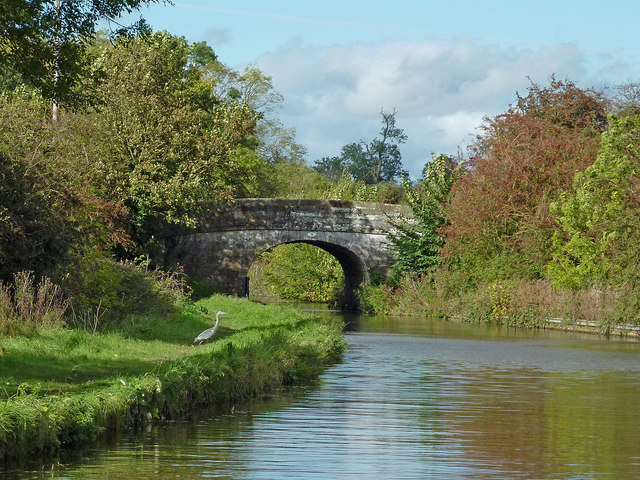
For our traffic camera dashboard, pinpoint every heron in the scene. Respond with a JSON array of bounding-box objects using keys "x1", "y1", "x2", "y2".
[{"x1": 194, "y1": 311, "x2": 226, "y2": 345}]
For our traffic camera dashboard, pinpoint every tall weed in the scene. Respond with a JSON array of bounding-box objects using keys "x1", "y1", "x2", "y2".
[{"x1": 0, "y1": 272, "x2": 69, "y2": 335}]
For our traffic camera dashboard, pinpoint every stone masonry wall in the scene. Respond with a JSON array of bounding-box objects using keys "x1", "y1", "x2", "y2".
[{"x1": 163, "y1": 199, "x2": 412, "y2": 309}]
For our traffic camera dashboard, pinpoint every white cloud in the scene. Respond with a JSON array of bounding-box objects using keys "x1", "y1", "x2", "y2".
[{"x1": 256, "y1": 37, "x2": 590, "y2": 178}]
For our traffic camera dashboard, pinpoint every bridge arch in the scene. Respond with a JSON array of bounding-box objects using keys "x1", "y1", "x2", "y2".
[
  {"x1": 249, "y1": 237, "x2": 368, "y2": 310},
  {"x1": 162, "y1": 199, "x2": 411, "y2": 310}
]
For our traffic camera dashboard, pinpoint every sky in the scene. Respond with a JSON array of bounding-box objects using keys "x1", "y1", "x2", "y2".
[{"x1": 115, "y1": 0, "x2": 640, "y2": 179}]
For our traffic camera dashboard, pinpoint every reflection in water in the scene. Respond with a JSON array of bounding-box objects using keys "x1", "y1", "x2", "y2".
[{"x1": 6, "y1": 313, "x2": 640, "y2": 479}]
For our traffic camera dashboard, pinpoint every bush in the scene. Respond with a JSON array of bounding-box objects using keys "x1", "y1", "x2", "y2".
[
  {"x1": 63, "y1": 251, "x2": 189, "y2": 328},
  {"x1": 357, "y1": 283, "x2": 392, "y2": 315},
  {"x1": 443, "y1": 79, "x2": 606, "y2": 284},
  {"x1": 357, "y1": 274, "x2": 436, "y2": 316}
]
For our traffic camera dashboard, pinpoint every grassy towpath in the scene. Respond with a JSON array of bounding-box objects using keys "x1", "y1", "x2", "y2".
[{"x1": 0, "y1": 294, "x2": 345, "y2": 462}]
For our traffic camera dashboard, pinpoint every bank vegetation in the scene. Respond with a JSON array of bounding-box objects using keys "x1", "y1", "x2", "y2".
[
  {"x1": 1, "y1": 8, "x2": 355, "y2": 463},
  {"x1": 359, "y1": 79, "x2": 640, "y2": 332},
  {"x1": 0, "y1": 291, "x2": 344, "y2": 462}
]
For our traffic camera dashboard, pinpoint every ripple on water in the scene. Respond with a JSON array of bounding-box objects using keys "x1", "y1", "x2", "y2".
[{"x1": 7, "y1": 321, "x2": 640, "y2": 480}]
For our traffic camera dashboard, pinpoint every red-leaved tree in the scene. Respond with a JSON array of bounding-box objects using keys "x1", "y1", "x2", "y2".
[{"x1": 442, "y1": 78, "x2": 607, "y2": 281}]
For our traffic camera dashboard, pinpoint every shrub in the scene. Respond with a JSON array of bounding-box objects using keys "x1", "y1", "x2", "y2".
[
  {"x1": 443, "y1": 78, "x2": 606, "y2": 283},
  {"x1": 357, "y1": 283, "x2": 392, "y2": 315},
  {"x1": 62, "y1": 251, "x2": 189, "y2": 327}
]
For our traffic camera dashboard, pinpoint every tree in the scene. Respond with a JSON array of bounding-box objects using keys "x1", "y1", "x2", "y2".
[
  {"x1": 85, "y1": 32, "x2": 261, "y2": 239},
  {"x1": 313, "y1": 155, "x2": 348, "y2": 182},
  {"x1": 198, "y1": 60, "x2": 306, "y2": 165},
  {"x1": 548, "y1": 113, "x2": 640, "y2": 289},
  {"x1": 0, "y1": 92, "x2": 127, "y2": 280},
  {"x1": 0, "y1": 0, "x2": 162, "y2": 118},
  {"x1": 0, "y1": 63, "x2": 22, "y2": 93},
  {"x1": 442, "y1": 78, "x2": 607, "y2": 281},
  {"x1": 388, "y1": 154, "x2": 458, "y2": 275},
  {"x1": 313, "y1": 109, "x2": 408, "y2": 184}
]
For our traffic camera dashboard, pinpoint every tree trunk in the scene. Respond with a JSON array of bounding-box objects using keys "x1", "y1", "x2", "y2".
[
  {"x1": 52, "y1": 99, "x2": 59, "y2": 122},
  {"x1": 52, "y1": 0, "x2": 61, "y2": 122}
]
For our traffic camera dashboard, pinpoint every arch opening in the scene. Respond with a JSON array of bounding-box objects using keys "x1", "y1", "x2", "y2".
[{"x1": 247, "y1": 240, "x2": 367, "y2": 310}]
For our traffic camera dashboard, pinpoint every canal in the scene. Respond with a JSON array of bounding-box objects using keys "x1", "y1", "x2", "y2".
[{"x1": 7, "y1": 312, "x2": 640, "y2": 479}]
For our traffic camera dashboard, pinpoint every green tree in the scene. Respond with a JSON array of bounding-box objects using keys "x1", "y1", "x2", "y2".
[
  {"x1": 250, "y1": 243, "x2": 344, "y2": 304},
  {"x1": 199, "y1": 61, "x2": 306, "y2": 165},
  {"x1": 388, "y1": 154, "x2": 458, "y2": 275},
  {"x1": 0, "y1": 63, "x2": 22, "y2": 93},
  {"x1": 548, "y1": 113, "x2": 640, "y2": 289},
  {"x1": 313, "y1": 155, "x2": 346, "y2": 182},
  {"x1": 314, "y1": 109, "x2": 408, "y2": 184},
  {"x1": 0, "y1": 0, "x2": 162, "y2": 118},
  {"x1": 85, "y1": 32, "x2": 261, "y2": 239}
]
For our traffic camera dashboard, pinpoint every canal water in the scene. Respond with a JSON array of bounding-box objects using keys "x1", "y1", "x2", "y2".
[{"x1": 7, "y1": 313, "x2": 640, "y2": 479}]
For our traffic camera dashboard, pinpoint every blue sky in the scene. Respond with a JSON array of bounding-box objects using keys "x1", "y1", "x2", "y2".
[{"x1": 116, "y1": 1, "x2": 640, "y2": 178}]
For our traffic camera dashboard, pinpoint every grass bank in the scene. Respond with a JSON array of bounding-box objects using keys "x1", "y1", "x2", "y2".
[
  {"x1": 0, "y1": 294, "x2": 345, "y2": 462},
  {"x1": 359, "y1": 276, "x2": 640, "y2": 337}
]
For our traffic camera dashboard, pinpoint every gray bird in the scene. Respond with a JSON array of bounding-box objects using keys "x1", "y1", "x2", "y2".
[{"x1": 194, "y1": 311, "x2": 226, "y2": 344}]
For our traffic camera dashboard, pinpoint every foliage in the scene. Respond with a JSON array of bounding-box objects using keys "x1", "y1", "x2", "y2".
[
  {"x1": 357, "y1": 282, "x2": 393, "y2": 315},
  {"x1": 443, "y1": 78, "x2": 607, "y2": 282},
  {"x1": 207, "y1": 63, "x2": 283, "y2": 114},
  {"x1": 0, "y1": 63, "x2": 22, "y2": 93},
  {"x1": 85, "y1": 32, "x2": 261, "y2": 235},
  {"x1": 321, "y1": 173, "x2": 379, "y2": 202},
  {"x1": 388, "y1": 154, "x2": 459, "y2": 276},
  {"x1": 0, "y1": 149, "x2": 68, "y2": 281},
  {"x1": 548, "y1": 113, "x2": 640, "y2": 290},
  {"x1": 0, "y1": 272, "x2": 69, "y2": 336},
  {"x1": 256, "y1": 159, "x2": 333, "y2": 199},
  {"x1": 201, "y1": 61, "x2": 306, "y2": 165},
  {"x1": 257, "y1": 160, "x2": 403, "y2": 203},
  {"x1": 374, "y1": 181, "x2": 406, "y2": 204},
  {"x1": 250, "y1": 243, "x2": 345, "y2": 304},
  {"x1": 0, "y1": 94, "x2": 81, "y2": 281},
  {"x1": 0, "y1": 89, "x2": 137, "y2": 278},
  {"x1": 355, "y1": 269, "x2": 431, "y2": 316},
  {"x1": 259, "y1": 124, "x2": 308, "y2": 164},
  {"x1": 62, "y1": 250, "x2": 189, "y2": 326},
  {"x1": 313, "y1": 109, "x2": 408, "y2": 184},
  {"x1": 0, "y1": 0, "x2": 162, "y2": 109}
]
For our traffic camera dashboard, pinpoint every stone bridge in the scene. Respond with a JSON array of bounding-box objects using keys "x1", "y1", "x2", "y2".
[{"x1": 162, "y1": 198, "x2": 411, "y2": 310}]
